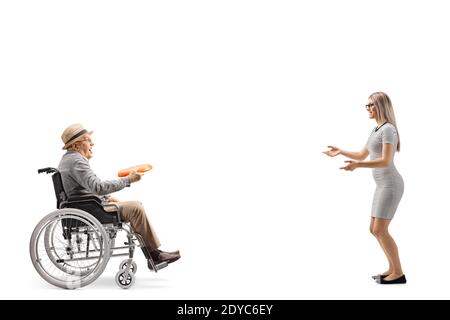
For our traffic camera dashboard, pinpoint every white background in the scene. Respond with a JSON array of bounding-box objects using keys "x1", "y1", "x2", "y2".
[{"x1": 1, "y1": 0, "x2": 449, "y2": 299}]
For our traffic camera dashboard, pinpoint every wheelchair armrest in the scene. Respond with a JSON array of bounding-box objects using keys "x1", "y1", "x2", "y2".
[
  {"x1": 103, "y1": 203, "x2": 122, "y2": 223},
  {"x1": 61, "y1": 198, "x2": 120, "y2": 225},
  {"x1": 67, "y1": 195, "x2": 102, "y2": 205},
  {"x1": 61, "y1": 198, "x2": 102, "y2": 209}
]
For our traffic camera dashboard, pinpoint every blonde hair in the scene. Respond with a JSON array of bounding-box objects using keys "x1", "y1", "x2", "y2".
[{"x1": 369, "y1": 92, "x2": 401, "y2": 151}]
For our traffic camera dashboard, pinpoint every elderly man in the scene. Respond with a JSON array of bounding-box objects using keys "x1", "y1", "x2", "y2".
[{"x1": 58, "y1": 123, "x2": 180, "y2": 269}]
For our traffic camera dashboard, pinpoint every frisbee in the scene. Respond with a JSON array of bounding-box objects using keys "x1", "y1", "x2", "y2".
[{"x1": 118, "y1": 164, "x2": 153, "y2": 177}]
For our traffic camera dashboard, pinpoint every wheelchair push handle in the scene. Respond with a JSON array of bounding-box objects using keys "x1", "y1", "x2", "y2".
[{"x1": 38, "y1": 167, "x2": 58, "y2": 174}]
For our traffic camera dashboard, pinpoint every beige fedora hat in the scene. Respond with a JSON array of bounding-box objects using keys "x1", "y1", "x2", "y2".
[{"x1": 61, "y1": 123, "x2": 94, "y2": 150}]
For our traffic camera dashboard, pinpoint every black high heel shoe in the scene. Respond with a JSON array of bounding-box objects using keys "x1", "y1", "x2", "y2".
[{"x1": 377, "y1": 275, "x2": 407, "y2": 284}]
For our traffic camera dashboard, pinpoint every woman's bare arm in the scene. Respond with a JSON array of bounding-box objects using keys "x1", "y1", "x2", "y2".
[
  {"x1": 355, "y1": 143, "x2": 393, "y2": 168},
  {"x1": 323, "y1": 146, "x2": 369, "y2": 161},
  {"x1": 340, "y1": 147, "x2": 369, "y2": 161},
  {"x1": 340, "y1": 144, "x2": 393, "y2": 171}
]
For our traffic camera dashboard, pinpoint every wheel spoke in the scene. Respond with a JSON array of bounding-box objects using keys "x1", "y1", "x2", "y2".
[{"x1": 30, "y1": 209, "x2": 111, "y2": 289}]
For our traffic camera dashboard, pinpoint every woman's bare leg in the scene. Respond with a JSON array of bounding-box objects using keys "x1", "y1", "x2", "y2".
[
  {"x1": 372, "y1": 218, "x2": 404, "y2": 280},
  {"x1": 370, "y1": 217, "x2": 393, "y2": 276}
]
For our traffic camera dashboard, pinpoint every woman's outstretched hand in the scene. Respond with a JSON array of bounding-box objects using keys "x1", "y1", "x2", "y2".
[
  {"x1": 323, "y1": 146, "x2": 341, "y2": 157},
  {"x1": 340, "y1": 160, "x2": 359, "y2": 171}
]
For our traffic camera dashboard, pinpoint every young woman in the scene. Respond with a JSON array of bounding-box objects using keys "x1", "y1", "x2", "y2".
[{"x1": 323, "y1": 92, "x2": 405, "y2": 284}]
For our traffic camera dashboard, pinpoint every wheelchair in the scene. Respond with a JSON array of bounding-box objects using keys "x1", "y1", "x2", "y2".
[{"x1": 30, "y1": 167, "x2": 168, "y2": 289}]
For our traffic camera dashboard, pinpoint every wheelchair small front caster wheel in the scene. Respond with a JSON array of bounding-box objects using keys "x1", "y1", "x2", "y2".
[
  {"x1": 115, "y1": 270, "x2": 135, "y2": 289},
  {"x1": 119, "y1": 260, "x2": 137, "y2": 274}
]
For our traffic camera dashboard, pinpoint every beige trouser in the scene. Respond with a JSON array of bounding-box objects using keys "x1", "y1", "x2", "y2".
[{"x1": 113, "y1": 201, "x2": 161, "y2": 250}]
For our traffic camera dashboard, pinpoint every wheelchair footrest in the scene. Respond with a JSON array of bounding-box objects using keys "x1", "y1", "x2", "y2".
[{"x1": 155, "y1": 261, "x2": 168, "y2": 271}]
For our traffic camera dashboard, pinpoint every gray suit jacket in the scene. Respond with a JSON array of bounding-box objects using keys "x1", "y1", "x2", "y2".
[{"x1": 58, "y1": 151, "x2": 131, "y2": 198}]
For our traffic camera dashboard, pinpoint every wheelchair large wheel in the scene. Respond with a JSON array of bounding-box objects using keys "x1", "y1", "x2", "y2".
[
  {"x1": 43, "y1": 220, "x2": 92, "y2": 277},
  {"x1": 42, "y1": 219, "x2": 115, "y2": 277},
  {"x1": 30, "y1": 208, "x2": 111, "y2": 289}
]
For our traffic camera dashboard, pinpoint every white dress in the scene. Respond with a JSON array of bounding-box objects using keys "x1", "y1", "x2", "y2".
[{"x1": 366, "y1": 123, "x2": 404, "y2": 219}]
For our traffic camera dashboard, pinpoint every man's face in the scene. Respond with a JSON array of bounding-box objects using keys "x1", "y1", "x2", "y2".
[{"x1": 78, "y1": 134, "x2": 94, "y2": 159}]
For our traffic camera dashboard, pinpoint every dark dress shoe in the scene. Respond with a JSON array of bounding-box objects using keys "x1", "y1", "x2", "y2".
[
  {"x1": 372, "y1": 274, "x2": 389, "y2": 280},
  {"x1": 377, "y1": 275, "x2": 407, "y2": 284},
  {"x1": 154, "y1": 251, "x2": 181, "y2": 264},
  {"x1": 148, "y1": 251, "x2": 181, "y2": 270}
]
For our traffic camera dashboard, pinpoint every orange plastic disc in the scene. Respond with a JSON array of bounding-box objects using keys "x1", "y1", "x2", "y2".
[{"x1": 118, "y1": 164, "x2": 153, "y2": 177}]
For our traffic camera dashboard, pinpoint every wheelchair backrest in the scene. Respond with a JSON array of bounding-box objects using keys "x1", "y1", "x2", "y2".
[
  {"x1": 38, "y1": 167, "x2": 67, "y2": 209},
  {"x1": 52, "y1": 172, "x2": 68, "y2": 209}
]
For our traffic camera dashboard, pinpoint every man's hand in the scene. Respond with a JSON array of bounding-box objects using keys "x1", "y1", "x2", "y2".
[
  {"x1": 108, "y1": 196, "x2": 120, "y2": 203},
  {"x1": 129, "y1": 170, "x2": 142, "y2": 183}
]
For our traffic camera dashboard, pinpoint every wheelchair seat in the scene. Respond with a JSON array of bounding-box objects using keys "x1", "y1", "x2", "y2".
[{"x1": 38, "y1": 167, "x2": 120, "y2": 225}]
